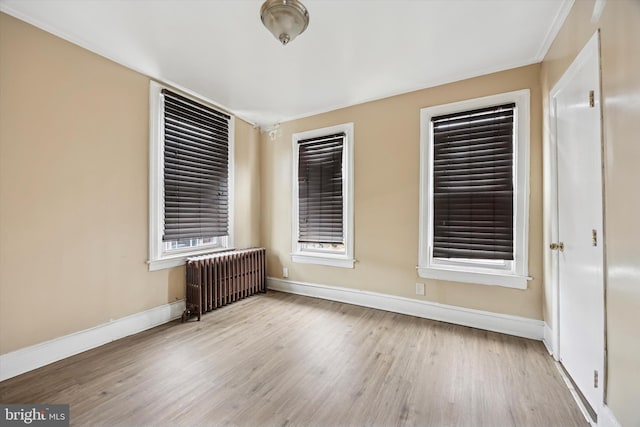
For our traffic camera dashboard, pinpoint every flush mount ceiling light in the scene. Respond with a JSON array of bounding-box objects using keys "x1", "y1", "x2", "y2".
[{"x1": 260, "y1": 0, "x2": 309, "y2": 46}]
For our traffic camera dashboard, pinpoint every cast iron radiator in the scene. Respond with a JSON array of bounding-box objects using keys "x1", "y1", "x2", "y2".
[{"x1": 183, "y1": 248, "x2": 266, "y2": 321}]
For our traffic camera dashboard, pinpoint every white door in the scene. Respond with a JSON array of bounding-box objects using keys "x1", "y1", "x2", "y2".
[{"x1": 553, "y1": 32, "x2": 605, "y2": 413}]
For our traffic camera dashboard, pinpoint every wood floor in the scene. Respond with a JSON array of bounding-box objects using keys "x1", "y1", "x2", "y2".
[{"x1": 1, "y1": 291, "x2": 587, "y2": 427}]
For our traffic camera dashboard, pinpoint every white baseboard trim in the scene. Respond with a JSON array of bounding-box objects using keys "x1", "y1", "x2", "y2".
[
  {"x1": 598, "y1": 405, "x2": 622, "y2": 427},
  {"x1": 0, "y1": 299, "x2": 186, "y2": 382},
  {"x1": 543, "y1": 322, "x2": 554, "y2": 355},
  {"x1": 268, "y1": 277, "x2": 543, "y2": 340}
]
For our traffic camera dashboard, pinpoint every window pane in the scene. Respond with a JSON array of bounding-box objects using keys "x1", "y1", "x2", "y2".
[
  {"x1": 298, "y1": 134, "x2": 344, "y2": 244},
  {"x1": 161, "y1": 89, "x2": 230, "y2": 242},
  {"x1": 164, "y1": 236, "x2": 218, "y2": 251},
  {"x1": 432, "y1": 104, "x2": 515, "y2": 261}
]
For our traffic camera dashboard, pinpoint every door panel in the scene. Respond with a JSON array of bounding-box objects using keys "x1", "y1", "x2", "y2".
[{"x1": 554, "y1": 33, "x2": 605, "y2": 413}]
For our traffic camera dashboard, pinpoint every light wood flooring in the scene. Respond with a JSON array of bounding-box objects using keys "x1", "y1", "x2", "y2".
[{"x1": 1, "y1": 291, "x2": 588, "y2": 426}]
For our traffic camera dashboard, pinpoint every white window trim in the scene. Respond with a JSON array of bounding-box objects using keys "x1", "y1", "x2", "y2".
[
  {"x1": 291, "y1": 123, "x2": 355, "y2": 268},
  {"x1": 418, "y1": 90, "x2": 531, "y2": 289},
  {"x1": 147, "y1": 81, "x2": 234, "y2": 271}
]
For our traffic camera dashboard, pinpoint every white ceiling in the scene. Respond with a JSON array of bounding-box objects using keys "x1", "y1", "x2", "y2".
[{"x1": 0, "y1": 0, "x2": 573, "y2": 127}]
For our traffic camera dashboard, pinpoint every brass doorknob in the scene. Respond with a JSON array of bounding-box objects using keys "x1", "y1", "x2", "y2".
[{"x1": 550, "y1": 242, "x2": 565, "y2": 251}]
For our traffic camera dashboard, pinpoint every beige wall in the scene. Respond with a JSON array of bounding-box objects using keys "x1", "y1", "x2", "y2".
[
  {"x1": 541, "y1": 1, "x2": 640, "y2": 425},
  {"x1": 0, "y1": 13, "x2": 261, "y2": 354},
  {"x1": 261, "y1": 64, "x2": 543, "y2": 320}
]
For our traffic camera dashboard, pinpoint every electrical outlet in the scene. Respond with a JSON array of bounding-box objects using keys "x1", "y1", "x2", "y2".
[
  {"x1": 283, "y1": 267, "x2": 289, "y2": 278},
  {"x1": 415, "y1": 282, "x2": 425, "y2": 295}
]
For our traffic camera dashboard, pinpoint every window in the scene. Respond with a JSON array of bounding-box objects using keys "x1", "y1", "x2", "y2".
[
  {"x1": 292, "y1": 123, "x2": 354, "y2": 268},
  {"x1": 148, "y1": 82, "x2": 233, "y2": 271},
  {"x1": 418, "y1": 90, "x2": 530, "y2": 288}
]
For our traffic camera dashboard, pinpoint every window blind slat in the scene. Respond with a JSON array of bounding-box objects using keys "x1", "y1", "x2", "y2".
[
  {"x1": 162, "y1": 89, "x2": 230, "y2": 242},
  {"x1": 431, "y1": 103, "x2": 515, "y2": 261},
  {"x1": 165, "y1": 106, "x2": 229, "y2": 134},
  {"x1": 432, "y1": 103, "x2": 514, "y2": 123},
  {"x1": 165, "y1": 133, "x2": 229, "y2": 155}
]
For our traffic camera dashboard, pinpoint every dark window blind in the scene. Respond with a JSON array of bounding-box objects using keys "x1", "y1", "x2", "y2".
[
  {"x1": 432, "y1": 103, "x2": 515, "y2": 261},
  {"x1": 162, "y1": 89, "x2": 231, "y2": 242},
  {"x1": 298, "y1": 133, "x2": 345, "y2": 244}
]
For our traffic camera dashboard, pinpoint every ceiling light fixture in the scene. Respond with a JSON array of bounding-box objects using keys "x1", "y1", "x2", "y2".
[{"x1": 260, "y1": 0, "x2": 309, "y2": 46}]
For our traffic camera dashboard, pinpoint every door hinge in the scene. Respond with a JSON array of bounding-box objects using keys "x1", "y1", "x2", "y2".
[
  {"x1": 594, "y1": 370, "x2": 599, "y2": 388},
  {"x1": 592, "y1": 229, "x2": 598, "y2": 246},
  {"x1": 589, "y1": 90, "x2": 595, "y2": 107}
]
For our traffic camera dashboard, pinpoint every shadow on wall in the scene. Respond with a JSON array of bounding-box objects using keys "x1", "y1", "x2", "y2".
[{"x1": 167, "y1": 265, "x2": 187, "y2": 301}]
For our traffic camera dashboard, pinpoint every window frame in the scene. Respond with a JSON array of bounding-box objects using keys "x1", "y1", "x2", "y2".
[
  {"x1": 418, "y1": 90, "x2": 531, "y2": 289},
  {"x1": 148, "y1": 81, "x2": 234, "y2": 271},
  {"x1": 291, "y1": 123, "x2": 354, "y2": 268}
]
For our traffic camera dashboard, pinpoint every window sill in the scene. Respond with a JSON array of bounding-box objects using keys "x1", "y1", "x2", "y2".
[
  {"x1": 417, "y1": 266, "x2": 531, "y2": 289},
  {"x1": 148, "y1": 247, "x2": 233, "y2": 271},
  {"x1": 292, "y1": 253, "x2": 355, "y2": 269}
]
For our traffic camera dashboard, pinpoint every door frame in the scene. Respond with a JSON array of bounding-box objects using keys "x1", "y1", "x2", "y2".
[{"x1": 547, "y1": 30, "x2": 606, "y2": 415}]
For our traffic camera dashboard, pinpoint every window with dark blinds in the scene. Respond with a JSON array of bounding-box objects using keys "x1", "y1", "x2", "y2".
[
  {"x1": 431, "y1": 103, "x2": 515, "y2": 261},
  {"x1": 162, "y1": 89, "x2": 231, "y2": 242},
  {"x1": 297, "y1": 133, "x2": 345, "y2": 244}
]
